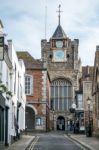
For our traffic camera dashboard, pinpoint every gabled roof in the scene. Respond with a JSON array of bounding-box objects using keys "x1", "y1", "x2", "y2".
[
  {"x1": 17, "y1": 51, "x2": 44, "y2": 70},
  {"x1": 52, "y1": 25, "x2": 66, "y2": 38}
]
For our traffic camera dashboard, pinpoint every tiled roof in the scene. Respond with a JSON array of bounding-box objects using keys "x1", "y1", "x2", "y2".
[
  {"x1": 52, "y1": 25, "x2": 66, "y2": 38},
  {"x1": 17, "y1": 51, "x2": 44, "y2": 69},
  {"x1": 17, "y1": 51, "x2": 34, "y2": 61}
]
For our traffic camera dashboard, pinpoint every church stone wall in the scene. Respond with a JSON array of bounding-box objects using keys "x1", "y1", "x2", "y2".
[{"x1": 41, "y1": 22, "x2": 82, "y2": 130}]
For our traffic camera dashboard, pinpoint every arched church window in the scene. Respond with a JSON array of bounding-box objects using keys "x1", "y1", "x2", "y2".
[{"x1": 51, "y1": 78, "x2": 72, "y2": 111}]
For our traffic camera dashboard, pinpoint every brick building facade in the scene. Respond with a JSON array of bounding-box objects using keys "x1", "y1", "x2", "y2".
[{"x1": 17, "y1": 52, "x2": 50, "y2": 131}]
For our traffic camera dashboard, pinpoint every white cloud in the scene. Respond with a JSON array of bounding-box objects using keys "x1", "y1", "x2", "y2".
[{"x1": 0, "y1": 0, "x2": 99, "y2": 65}]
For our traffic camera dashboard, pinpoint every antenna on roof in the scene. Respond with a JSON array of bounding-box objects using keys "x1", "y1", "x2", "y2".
[{"x1": 45, "y1": 0, "x2": 47, "y2": 39}]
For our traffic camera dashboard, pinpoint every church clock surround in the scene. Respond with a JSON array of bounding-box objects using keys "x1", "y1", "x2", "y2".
[
  {"x1": 56, "y1": 40, "x2": 63, "y2": 48},
  {"x1": 54, "y1": 50, "x2": 65, "y2": 62}
]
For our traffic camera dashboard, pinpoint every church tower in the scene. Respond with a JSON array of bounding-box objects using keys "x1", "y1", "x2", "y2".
[{"x1": 41, "y1": 5, "x2": 82, "y2": 131}]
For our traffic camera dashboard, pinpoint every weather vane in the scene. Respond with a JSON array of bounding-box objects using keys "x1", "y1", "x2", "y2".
[{"x1": 57, "y1": 4, "x2": 63, "y2": 25}]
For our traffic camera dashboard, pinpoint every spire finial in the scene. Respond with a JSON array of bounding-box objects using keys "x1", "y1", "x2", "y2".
[{"x1": 57, "y1": 4, "x2": 62, "y2": 25}]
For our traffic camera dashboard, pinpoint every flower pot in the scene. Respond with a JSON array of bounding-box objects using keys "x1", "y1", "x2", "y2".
[
  {"x1": 0, "y1": 86, "x2": 5, "y2": 93},
  {"x1": 6, "y1": 91, "x2": 12, "y2": 97},
  {"x1": 0, "y1": 84, "x2": 7, "y2": 93}
]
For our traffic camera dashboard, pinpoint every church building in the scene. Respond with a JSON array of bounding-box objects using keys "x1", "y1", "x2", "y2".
[{"x1": 41, "y1": 5, "x2": 82, "y2": 131}]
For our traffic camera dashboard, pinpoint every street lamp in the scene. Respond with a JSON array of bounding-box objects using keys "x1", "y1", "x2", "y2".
[
  {"x1": 69, "y1": 103, "x2": 77, "y2": 133},
  {"x1": 72, "y1": 103, "x2": 76, "y2": 110},
  {"x1": 86, "y1": 96, "x2": 92, "y2": 137},
  {"x1": 69, "y1": 103, "x2": 76, "y2": 113}
]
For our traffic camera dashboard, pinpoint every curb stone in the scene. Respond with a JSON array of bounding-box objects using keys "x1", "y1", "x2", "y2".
[{"x1": 69, "y1": 135, "x2": 96, "y2": 150}]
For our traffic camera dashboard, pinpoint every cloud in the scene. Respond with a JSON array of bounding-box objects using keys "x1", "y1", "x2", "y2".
[
  {"x1": 5, "y1": 16, "x2": 44, "y2": 57},
  {"x1": 0, "y1": 0, "x2": 99, "y2": 65}
]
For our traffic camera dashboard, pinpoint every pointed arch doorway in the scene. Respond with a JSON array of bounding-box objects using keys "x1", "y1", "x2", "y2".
[{"x1": 57, "y1": 116, "x2": 65, "y2": 130}]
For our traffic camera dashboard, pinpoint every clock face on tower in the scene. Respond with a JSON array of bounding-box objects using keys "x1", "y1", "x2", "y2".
[
  {"x1": 56, "y1": 41, "x2": 63, "y2": 48},
  {"x1": 54, "y1": 50, "x2": 65, "y2": 62}
]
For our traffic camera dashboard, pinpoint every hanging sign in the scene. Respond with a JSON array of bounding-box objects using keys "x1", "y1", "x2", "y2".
[{"x1": 0, "y1": 37, "x2": 4, "y2": 60}]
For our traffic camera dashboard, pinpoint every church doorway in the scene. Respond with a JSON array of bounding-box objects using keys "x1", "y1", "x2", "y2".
[{"x1": 57, "y1": 116, "x2": 65, "y2": 130}]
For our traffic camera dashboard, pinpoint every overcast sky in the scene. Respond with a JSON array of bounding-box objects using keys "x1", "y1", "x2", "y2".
[{"x1": 0, "y1": 0, "x2": 99, "y2": 65}]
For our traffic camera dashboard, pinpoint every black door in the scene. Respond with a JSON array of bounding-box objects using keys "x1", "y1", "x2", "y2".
[
  {"x1": 25, "y1": 106, "x2": 35, "y2": 131},
  {"x1": 0, "y1": 107, "x2": 4, "y2": 143},
  {"x1": 57, "y1": 116, "x2": 65, "y2": 130},
  {"x1": 5, "y1": 107, "x2": 8, "y2": 146}
]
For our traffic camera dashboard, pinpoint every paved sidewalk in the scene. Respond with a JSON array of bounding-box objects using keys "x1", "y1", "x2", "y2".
[
  {"x1": 6, "y1": 135, "x2": 35, "y2": 150},
  {"x1": 69, "y1": 134, "x2": 99, "y2": 150}
]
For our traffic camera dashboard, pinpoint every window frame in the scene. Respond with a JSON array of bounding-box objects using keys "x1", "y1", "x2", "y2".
[
  {"x1": 25, "y1": 74, "x2": 33, "y2": 95},
  {"x1": 51, "y1": 79, "x2": 72, "y2": 111},
  {"x1": 36, "y1": 117, "x2": 42, "y2": 126}
]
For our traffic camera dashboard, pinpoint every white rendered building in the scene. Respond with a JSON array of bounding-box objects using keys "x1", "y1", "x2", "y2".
[
  {"x1": 7, "y1": 40, "x2": 26, "y2": 144},
  {"x1": 0, "y1": 20, "x2": 26, "y2": 146}
]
